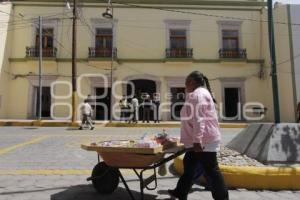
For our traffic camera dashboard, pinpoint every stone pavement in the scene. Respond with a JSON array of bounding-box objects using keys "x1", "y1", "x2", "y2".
[{"x1": 0, "y1": 127, "x2": 300, "y2": 200}]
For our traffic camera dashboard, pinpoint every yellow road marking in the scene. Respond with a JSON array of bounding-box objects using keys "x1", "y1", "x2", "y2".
[
  {"x1": 0, "y1": 169, "x2": 154, "y2": 175},
  {"x1": 0, "y1": 169, "x2": 91, "y2": 175},
  {"x1": 0, "y1": 136, "x2": 49, "y2": 155}
]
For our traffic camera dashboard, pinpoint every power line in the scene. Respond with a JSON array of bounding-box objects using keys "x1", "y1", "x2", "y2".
[
  {"x1": 3, "y1": 4, "x2": 299, "y2": 77},
  {"x1": 3, "y1": 7, "x2": 300, "y2": 38},
  {"x1": 0, "y1": 17, "x2": 73, "y2": 36},
  {"x1": 0, "y1": 9, "x2": 23, "y2": 19},
  {"x1": 76, "y1": 13, "x2": 267, "y2": 80},
  {"x1": 112, "y1": 1, "x2": 300, "y2": 27},
  {"x1": 3, "y1": 1, "x2": 300, "y2": 27},
  {"x1": 0, "y1": 9, "x2": 73, "y2": 31},
  {"x1": 59, "y1": 11, "x2": 300, "y2": 75},
  {"x1": 277, "y1": 53, "x2": 300, "y2": 66},
  {"x1": 0, "y1": 11, "x2": 112, "y2": 76},
  {"x1": 3, "y1": 15, "x2": 298, "y2": 73},
  {"x1": 3, "y1": 20, "x2": 294, "y2": 38},
  {"x1": 0, "y1": 11, "x2": 72, "y2": 26},
  {"x1": 34, "y1": 27, "x2": 112, "y2": 72},
  {"x1": 75, "y1": 3, "x2": 300, "y2": 74}
]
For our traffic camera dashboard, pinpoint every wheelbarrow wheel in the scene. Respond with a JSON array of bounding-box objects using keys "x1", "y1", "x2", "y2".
[{"x1": 91, "y1": 162, "x2": 119, "y2": 194}]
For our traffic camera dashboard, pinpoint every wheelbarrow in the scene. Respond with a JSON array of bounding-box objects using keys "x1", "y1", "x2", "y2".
[{"x1": 81, "y1": 142, "x2": 186, "y2": 200}]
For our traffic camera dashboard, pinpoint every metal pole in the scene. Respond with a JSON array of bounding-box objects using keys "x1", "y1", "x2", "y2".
[
  {"x1": 110, "y1": 8, "x2": 114, "y2": 123},
  {"x1": 72, "y1": 0, "x2": 78, "y2": 123},
  {"x1": 267, "y1": 0, "x2": 280, "y2": 123},
  {"x1": 38, "y1": 16, "x2": 43, "y2": 120}
]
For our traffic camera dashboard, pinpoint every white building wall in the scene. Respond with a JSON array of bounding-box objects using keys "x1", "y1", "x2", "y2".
[
  {"x1": 290, "y1": 5, "x2": 300, "y2": 104},
  {"x1": 0, "y1": 2, "x2": 13, "y2": 118}
]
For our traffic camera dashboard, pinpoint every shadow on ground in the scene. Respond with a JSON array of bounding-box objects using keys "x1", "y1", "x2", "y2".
[
  {"x1": 0, "y1": 187, "x2": 69, "y2": 195},
  {"x1": 50, "y1": 184, "x2": 157, "y2": 200}
]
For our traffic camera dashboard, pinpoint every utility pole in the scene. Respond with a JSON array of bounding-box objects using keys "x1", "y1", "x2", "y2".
[
  {"x1": 110, "y1": 21, "x2": 114, "y2": 123},
  {"x1": 71, "y1": 0, "x2": 78, "y2": 123},
  {"x1": 102, "y1": 0, "x2": 114, "y2": 122},
  {"x1": 267, "y1": 0, "x2": 280, "y2": 123},
  {"x1": 38, "y1": 16, "x2": 43, "y2": 121}
]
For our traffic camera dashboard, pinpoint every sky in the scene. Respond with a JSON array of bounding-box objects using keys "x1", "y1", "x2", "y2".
[{"x1": 276, "y1": 0, "x2": 299, "y2": 4}]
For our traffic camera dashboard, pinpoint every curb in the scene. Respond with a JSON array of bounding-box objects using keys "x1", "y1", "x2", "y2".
[
  {"x1": 219, "y1": 124, "x2": 248, "y2": 129},
  {"x1": 0, "y1": 121, "x2": 80, "y2": 127},
  {"x1": 0, "y1": 121, "x2": 248, "y2": 128},
  {"x1": 174, "y1": 155, "x2": 300, "y2": 190},
  {"x1": 105, "y1": 123, "x2": 181, "y2": 128},
  {"x1": 105, "y1": 123, "x2": 248, "y2": 129},
  {"x1": 0, "y1": 121, "x2": 34, "y2": 126},
  {"x1": 35, "y1": 121, "x2": 80, "y2": 127}
]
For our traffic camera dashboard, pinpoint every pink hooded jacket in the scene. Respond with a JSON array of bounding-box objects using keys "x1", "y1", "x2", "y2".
[{"x1": 180, "y1": 87, "x2": 221, "y2": 148}]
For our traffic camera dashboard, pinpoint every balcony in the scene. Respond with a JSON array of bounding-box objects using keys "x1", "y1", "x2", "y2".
[
  {"x1": 88, "y1": 47, "x2": 117, "y2": 58},
  {"x1": 219, "y1": 49, "x2": 247, "y2": 59},
  {"x1": 165, "y1": 48, "x2": 193, "y2": 58},
  {"x1": 26, "y1": 47, "x2": 57, "y2": 57}
]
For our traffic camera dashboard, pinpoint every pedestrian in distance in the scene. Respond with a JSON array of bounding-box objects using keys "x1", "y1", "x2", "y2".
[
  {"x1": 119, "y1": 95, "x2": 128, "y2": 122},
  {"x1": 142, "y1": 94, "x2": 152, "y2": 123},
  {"x1": 86, "y1": 94, "x2": 95, "y2": 125},
  {"x1": 297, "y1": 102, "x2": 300, "y2": 123},
  {"x1": 131, "y1": 95, "x2": 139, "y2": 123},
  {"x1": 79, "y1": 99, "x2": 94, "y2": 130},
  {"x1": 127, "y1": 98, "x2": 133, "y2": 124},
  {"x1": 168, "y1": 71, "x2": 228, "y2": 200},
  {"x1": 153, "y1": 94, "x2": 160, "y2": 123}
]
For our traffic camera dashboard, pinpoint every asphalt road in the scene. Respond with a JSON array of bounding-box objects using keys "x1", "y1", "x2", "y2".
[{"x1": 0, "y1": 127, "x2": 299, "y2": 200}]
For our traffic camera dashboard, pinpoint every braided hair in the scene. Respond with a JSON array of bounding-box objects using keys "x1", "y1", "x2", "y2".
[
  {"x1": 187, "y1": 71, "x2": 216, "y2": 103},
  {"x1": 203, "y1": 76, "x2": 217, "y2": 103}
]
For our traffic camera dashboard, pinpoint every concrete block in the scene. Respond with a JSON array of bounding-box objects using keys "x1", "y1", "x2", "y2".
[{"x1": 226, "y1": 123, "x2": 300, "y2": 164}]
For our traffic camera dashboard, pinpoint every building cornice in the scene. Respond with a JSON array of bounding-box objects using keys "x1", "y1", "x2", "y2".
[
  {"x1": 11, "y1": 0, "x2": 267, "y2": 7},
  {"x1": 11, "y1": 4, "x2": 264, "y2": 11},
  {"x1": 9, "y1": 57, "x2": 265, "y2": 64}
]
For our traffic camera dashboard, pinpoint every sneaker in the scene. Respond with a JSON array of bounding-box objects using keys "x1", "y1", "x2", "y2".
[
  {"x1": 90, "y1": 127, "x2": 94, "y2": 130},
  {"x1": 79, "y1": 127, "x2": 83, "y2": 130}
]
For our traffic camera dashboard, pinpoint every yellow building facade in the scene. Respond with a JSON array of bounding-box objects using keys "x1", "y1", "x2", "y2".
[{"x1": 0, "y1": 0, "x2": 297, "y2": 122}]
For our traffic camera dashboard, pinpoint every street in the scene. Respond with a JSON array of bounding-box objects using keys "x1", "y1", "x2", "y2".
[{"x1": 0, "y1": 127, "x2": 300, "y2": 200}]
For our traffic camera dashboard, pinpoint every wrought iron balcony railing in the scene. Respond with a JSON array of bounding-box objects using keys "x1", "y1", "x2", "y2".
[
  {"x1": 166, "y1": 48, "x2": 193, "y2": 58},
  {"x1": 88, "y1": 47, "x2": 117, "y2": 58},
  {"x1": 219, "y1": 48, "x2": 247, "y2": 59},
  {"x1": 26, "y1": 47, "x2": 57, "y2": 57}
]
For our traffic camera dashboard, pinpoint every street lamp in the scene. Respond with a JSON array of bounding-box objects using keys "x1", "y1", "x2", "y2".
[
  {"x1": 102, "y1": 0, "x2": 114, "y2": 122},
  {"x1": 102, "y1": 7, "x2": 113, "y2": 19},
  {"x1": 65, "y1": 0, "x2": 71, "y2": 10}
]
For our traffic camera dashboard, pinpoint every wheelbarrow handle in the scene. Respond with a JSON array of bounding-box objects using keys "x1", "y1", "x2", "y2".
[{"x1": 152, "y1": 147, "x2": 191, "y2": 168}]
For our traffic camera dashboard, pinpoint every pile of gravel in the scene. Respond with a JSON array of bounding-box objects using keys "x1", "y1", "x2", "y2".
[{"x1": 217, "y1": 147, "x2": 265, "y2": 167}]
